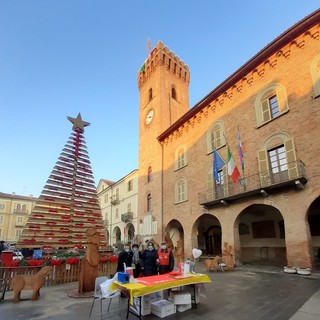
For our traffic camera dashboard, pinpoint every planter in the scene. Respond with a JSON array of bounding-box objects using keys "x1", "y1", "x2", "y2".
[
  {"x1": 297, "y1": 268, "x2": 311, "y2": 276},
  {"x1": 284, "y1": 266, "x2": 297, "y2": 274}
]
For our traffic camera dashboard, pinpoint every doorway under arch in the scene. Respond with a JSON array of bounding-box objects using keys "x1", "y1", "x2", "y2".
[
  {"x1": 192, "y1": 214, "x2": 222, "y2": 256},
  {"x1": 126, "y1": 223, "x2": 135, "y2": 244},
  {"x1": 236, "y1": 204, "x2": 286, "y2": 267}
]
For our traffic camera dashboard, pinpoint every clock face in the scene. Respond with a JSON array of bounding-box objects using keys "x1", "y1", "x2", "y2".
[{"x1": 146, "y1": 109, "x2": 154, "y2": 125}]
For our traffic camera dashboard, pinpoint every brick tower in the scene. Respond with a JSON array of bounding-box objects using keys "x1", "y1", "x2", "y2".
[{"x1": 137, "y1": 41, "x2": 190, "y2": 242}]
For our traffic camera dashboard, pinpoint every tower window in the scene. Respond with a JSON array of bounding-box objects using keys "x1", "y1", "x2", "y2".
[
  {"x1": 147, "y1": 166, "x2": 152, "y2": 182},
  {"x1": 148, "y1": 88, "x2": 153, "y2": 102},
  {"x1": 147, "y1": 193, "x2": 152, "y2": 212},
  {"x1": 172, "y1": 87, "x2": 177, "y2": 100}
]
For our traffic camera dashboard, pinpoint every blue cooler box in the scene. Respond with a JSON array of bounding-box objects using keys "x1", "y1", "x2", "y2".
[{"x1": 118, "y1": 272, "x2": 130, "y2": 284}]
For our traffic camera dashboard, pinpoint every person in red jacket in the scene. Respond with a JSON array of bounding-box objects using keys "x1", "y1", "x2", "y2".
[{"x1": 157, "y1": 240, "x2": 174, "y2": 274}]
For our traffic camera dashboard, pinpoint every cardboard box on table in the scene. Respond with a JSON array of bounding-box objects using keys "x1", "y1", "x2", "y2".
[
  {"x1": 151, "y1": 299, "x2": 176, "y2": 318},
  {"x1": 117, "y1": 272, "x2": 130, "y2": 284}
]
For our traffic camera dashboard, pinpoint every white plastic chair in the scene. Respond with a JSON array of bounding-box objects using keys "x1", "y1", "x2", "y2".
[{"x1": 88, "y1": 276, "x2": 121, "y2": 319}]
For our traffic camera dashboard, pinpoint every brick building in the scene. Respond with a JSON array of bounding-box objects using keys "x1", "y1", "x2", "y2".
[{"x1": 137, "y1": 10, "x2": 320, "y2": 270}]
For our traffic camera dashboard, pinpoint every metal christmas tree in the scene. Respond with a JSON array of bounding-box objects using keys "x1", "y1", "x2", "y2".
[{"x1": 17, "y1": 113, "x2": 107, "y2": 250}]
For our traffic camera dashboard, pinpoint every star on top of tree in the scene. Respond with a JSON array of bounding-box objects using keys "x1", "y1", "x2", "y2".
[{"x1": 67, "y1": 113, "x2": 90, "y2": 132}]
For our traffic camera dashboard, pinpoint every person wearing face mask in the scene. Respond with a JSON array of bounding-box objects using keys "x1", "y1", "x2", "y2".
[
  {"x1": 131, "y1": 244, "x2": 142, "y2": 278},
  {"x1": 117, "y1": 243, "x2": 133, "y2": 272},
  {"x1": 157, "y1": 240, "x2": 174, "y2": 274},
  {"x1": 140, "y1": 241, "x2": 158, "y2": 276}
]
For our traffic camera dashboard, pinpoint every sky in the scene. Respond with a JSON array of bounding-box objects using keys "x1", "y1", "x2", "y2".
[{"x1": 0, "y1": 1, "x2": 319, "y2": 198}]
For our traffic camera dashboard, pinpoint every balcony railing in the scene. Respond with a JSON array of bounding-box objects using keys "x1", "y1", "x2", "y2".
[
  {"x1": 110, "y1": 198, "x2": 120, "y2": 205},
  {"x1": 198, "y1": 160, "x2": 307, "y2": 207},
  {"x1": 121, "y1": 212, "x2": 133, "y2": 223}
]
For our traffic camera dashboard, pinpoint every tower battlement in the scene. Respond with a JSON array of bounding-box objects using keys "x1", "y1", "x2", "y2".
[{"x1": 138, "y1": 41, "x2": 190, "y2": 89}]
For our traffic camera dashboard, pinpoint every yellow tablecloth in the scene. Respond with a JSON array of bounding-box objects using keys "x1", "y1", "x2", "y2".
[{"x1": 110, "y1": 273, "x2": 211, "y2": 304}]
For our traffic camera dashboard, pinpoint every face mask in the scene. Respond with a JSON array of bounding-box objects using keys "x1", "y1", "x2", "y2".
[
  {"x1": 148, "y1": 246, "x2": 153, "y2": 251},
  {"x1": 133, "y1": 248, "x2": 138, "y2": 251},
  {"x1": 125, "y1": 248, "x2": 130, "y2": 252},
  {"x1": 161, "y1": 245, "x2": 167, "y2": 250}
]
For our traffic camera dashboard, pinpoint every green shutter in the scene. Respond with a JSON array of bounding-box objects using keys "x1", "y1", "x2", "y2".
[
  {"x1": 261, "y1": 98, "x2": 271, "y2": 123},
  {"x1": 284, "y1": 138, "x2": 298, "y2": 179},
  {"x1": 258, "y1": 149, "x2": 270, "y2": 187},
  {"x1": 277, "y1": 88, "x2": 289, "y2": 113},
  {"x1": 216, "y1": 129, "x2": 221, "y2": 148}
]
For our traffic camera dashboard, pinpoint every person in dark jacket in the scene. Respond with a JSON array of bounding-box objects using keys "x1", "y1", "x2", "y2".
[
  {"x1": 117, "y1": 243, "x2": 133, "y2": 272},
  {"x1": 140, "y1": 241, "x2": 158, "y2": 276},
  {"x1": 157, "y1": 240, "x2": 174, "y2": 274},
  {"x1": 131, "y1": 244, "x2": 142, "y2": 278}
]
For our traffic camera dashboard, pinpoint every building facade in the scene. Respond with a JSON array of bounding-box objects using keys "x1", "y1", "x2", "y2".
[
  {"x1": 137, "y1": 10, "x2": 320, "y2": 270},
  {"x1": 0, "y1": 192, "x2": 37, "y2": 244},
  {"x1": 97, "y1": 169, "x2": 138, "y2": 248}
]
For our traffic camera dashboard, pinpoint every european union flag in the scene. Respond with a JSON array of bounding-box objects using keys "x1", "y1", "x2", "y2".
[{"x1": 213, "y1": 148, "x2": 225, "y2": 182}]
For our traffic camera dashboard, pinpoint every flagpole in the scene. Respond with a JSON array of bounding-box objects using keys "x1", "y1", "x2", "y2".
[
  {"x1": 238, "y1": 126, "x2": 245, "y2": 176},
  {"x1": 237, "y1": 127, "x2": 247, "y2": 190},
  {"x1": 223, "y1": 132, "x2": 240, "y2": 184}
]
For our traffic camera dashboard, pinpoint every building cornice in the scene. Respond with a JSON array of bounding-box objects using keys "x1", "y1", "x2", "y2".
[{"x1": 158, "y1": 9, "x2": 320, "y2": 143}]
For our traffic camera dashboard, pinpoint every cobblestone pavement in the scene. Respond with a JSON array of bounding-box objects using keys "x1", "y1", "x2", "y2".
[{"x1": 1, "y1": 264, "x2": 320, "y2": 320}]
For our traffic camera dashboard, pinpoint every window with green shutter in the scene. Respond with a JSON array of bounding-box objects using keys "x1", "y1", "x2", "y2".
[
  {"x1": 256, "y1": 85, "x2": 289, "y2": 127},
  {"x1": 206, "y1": 121, "x2": 226, "y2": 154},
  {"x1": 258, "y1": 137, "x2": 298, "y2": 186}
]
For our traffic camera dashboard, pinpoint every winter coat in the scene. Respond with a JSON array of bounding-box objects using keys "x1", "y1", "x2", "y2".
[
  {"x1": 117, "y1": 250, "x2": 133, "y2": 272},
  {"x1": 141, "y1": 248, "x2": 158, "y2": 276}
]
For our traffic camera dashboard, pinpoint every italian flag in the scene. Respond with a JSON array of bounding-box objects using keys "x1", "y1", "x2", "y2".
[{"x1": 227, "y1": 147, "x2": 240, "y2": 183}]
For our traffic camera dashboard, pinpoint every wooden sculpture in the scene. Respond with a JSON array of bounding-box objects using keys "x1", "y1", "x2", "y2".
[
  {"x1": 203, "y1": 256, "x2": 220, "y2": 272},
  {"x1": 176, "y1": 238, "x2": 184, "y2": 265},
  {"x1": 222, "y1": 242, "x2": 235, "y2": 271},
  {"x1": 11, "y1": 266, "x2": 53, "y2": 302},
  {"x1": 78, "y1": 227, "x2": 101, "y2": 294},
  {"x1": 164, "y1": 232, "x2": 174, "y2": 251}
]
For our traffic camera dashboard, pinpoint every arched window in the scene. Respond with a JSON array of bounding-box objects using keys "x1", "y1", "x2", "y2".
[
  {"x1": 147, "y1": 193, "x2": 152, "y2": 212},
  {"x1": 21, "y1": 204, "x2": 27, "y2": 213},
  {"x1": 148, "y1": 88, "x2": 153, "y2": 102},
  {"x1": 16, "y1": 204, "x2": 21, "y2": 213},
  {"x1": 147, "y1": 166, "x2": 152, "y2": 182},
  {"x1": 255, "y1": 84, "x2": 289, "y2": 127},
  {"x1": 206, "y1": 121, "x2": 226, "y2": 154},
  {"x1": 175, "y1": 179, "x2": 187, "y2": 203},
  {"x1": 175, "y1": 145, "x2": 187, "y2": 170},
  {"x1": 258, "y1": 134, "x2": 298, "y2": 187}
]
